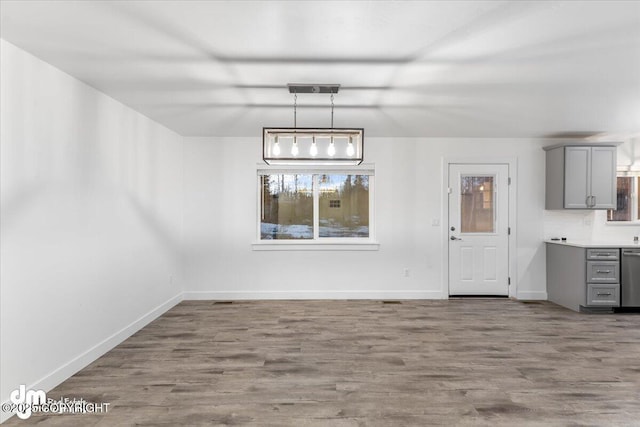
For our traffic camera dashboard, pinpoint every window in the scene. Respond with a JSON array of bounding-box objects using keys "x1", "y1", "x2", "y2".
[
  {"x1": 607, "y1": 176, "x2": 639, "y2": 223},
  {"x1": 319, "y1": 174, "x2": 369, "y2": 238},
  {"x1": 260, "y1": 174, "x2": 313, "y2": 239},
  {"x1": 257, "y1": 167, "x2": 375, "y2": 247},
  {"x1": 460, "y1": 176, "x2": 495, "y2": 233}
]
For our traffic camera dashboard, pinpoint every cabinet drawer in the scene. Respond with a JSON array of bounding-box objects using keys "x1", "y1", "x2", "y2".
[
  {"x1": 587, "y1": 261, "x2": 619, "y2": 282},
  {"x1": 587, "y1": 284, "x2": 620, "y2": 307},
  {"x1": 586, "y1": 249, "x2": 619, "y2": 260}
]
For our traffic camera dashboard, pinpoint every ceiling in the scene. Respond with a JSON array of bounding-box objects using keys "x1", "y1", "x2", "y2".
[{"x1": 1, "y1": 0, "x2": 639, "y2": 138}]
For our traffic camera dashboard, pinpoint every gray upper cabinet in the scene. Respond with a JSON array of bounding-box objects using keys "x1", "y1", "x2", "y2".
[
  {"x1": 544, "y1": 143, "x2": 618, "y2": 210},
  {"x1": 590, "y1": 147, "x2": 617, "y2": 208},
  {"x1": 564, "y1": 146, "x2": 591, "y2": 209}
]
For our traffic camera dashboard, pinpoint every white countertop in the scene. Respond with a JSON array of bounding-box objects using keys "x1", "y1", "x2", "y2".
[{"x1": 545, "y1": 239, "x2": 640, "y2": 249}]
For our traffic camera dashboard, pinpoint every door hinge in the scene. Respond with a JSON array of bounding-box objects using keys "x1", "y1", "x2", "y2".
[
  {"x1": 447, "y1": 187, "x2": 452, "y2": 194},
  {"x1": 508, "y1": 277, "x2": 511, "y2": 285},
  {"x1": 508, "y1": 227, "x2": 511, "y2": 235},
  {"x1": 508, "y1": 177, "x2": 512, "y2": 185}
]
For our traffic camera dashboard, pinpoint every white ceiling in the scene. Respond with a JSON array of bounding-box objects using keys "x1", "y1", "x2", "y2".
[{"x1": 1, "y1": 0, "x2": 639, "y2": 138}]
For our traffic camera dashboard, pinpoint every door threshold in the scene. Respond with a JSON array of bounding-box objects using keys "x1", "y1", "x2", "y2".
[{"x1": 449, "y1": 295, "x2": 509, "y2": 299}]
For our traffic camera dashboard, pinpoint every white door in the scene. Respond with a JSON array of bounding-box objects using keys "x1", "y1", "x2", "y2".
[{"x1": 448, "y1": 164, "x2": 509, "y2": 296}]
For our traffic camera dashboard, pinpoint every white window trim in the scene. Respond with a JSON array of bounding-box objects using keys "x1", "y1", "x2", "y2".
[
  {"x1": 606, "y1": 175, "x2": 638, "y2": 225},
  {"x1": 252, "y1": 163, "x2": 379, "y2": 251}
]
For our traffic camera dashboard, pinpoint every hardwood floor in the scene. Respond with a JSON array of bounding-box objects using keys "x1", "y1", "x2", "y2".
[{"x1": 7, "y1": 299, "x2": 640, "y2": 426}]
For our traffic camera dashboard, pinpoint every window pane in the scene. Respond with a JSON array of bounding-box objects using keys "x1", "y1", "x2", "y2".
[
  {"x1": 461, "y1": 176, "x2": 495, "y2": 233},
  {"x1": 318, "y1": 174, "x2": 369, "y2": 238},
  {"x1": 260, "y1": 174, "x2": 313, "y2": 239},
  {"x1": 608, "y1": 177, "x2": 632, "y2": 221}
]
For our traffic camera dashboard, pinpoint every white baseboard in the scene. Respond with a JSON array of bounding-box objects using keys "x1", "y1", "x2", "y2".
[
  {"x1": 0, "y1": 292, "x2": 183, "y2": 424},
  {"x1": 516, "y1": 291, "x2": 548, "y2": 300},
  {"x1": 183, "y1": 290, "x2": 446, "y2": 300}
]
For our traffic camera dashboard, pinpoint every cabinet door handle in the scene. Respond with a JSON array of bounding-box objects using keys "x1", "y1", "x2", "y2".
[
  {"x1": 597, "y1": 292, "x2": 612, "y2": 296},
  {"x1": 596, "y1": 270, "x2": 612, "y2": 274}
]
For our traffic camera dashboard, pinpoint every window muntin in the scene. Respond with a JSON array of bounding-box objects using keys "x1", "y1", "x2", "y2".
[{"x1": 258, "y1": 170, "x2": 374, "y2": 242}]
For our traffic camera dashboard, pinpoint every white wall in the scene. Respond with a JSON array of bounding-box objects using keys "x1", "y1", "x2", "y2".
[
  {"x1": 182, "y1": 136, "x2": 548, "y2": 300},
  {"x1": 0, "y1": 40, "x2": 184, "y2": 412}
]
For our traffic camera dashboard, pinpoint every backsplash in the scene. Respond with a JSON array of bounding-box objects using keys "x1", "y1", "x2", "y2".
[{"x1": 544, "y1": 210, "x2": 640, "y2": 242}]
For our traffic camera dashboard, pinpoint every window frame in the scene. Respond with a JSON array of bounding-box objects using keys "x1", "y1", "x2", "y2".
[
  {"x1": 253, "y1": 164, "x2": 379, "y2": 251},
  {"x1": 606, "y1": 175, "x2": 640, "y2": 225}
]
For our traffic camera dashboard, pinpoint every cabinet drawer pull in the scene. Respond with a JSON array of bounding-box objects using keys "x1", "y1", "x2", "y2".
[
  {"x1": 596, "y1": 292, "x2": 612, "y2": 296},
  {"x1": 595, "y1": 270, "x2": 612, "y2": 274}
]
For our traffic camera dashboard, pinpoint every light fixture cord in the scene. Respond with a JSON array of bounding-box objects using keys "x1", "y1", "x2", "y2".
[
  {"x1": 293, "y1": 91, "x2": 297, "y2": 128},
  {"x1": 330, "y1": 92, "x2": 334, "y2": 129}
]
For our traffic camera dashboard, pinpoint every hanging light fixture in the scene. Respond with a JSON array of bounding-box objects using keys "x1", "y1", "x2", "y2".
[
  {"x1": 327, "y1": 91, "x2": 336, "y2": 157},
  {"x1": 291, "y1": 91, "x2": 298, "y2": 156},
  {"x1": 263, "y1": 84, "x2": 364, "y2": 165}
]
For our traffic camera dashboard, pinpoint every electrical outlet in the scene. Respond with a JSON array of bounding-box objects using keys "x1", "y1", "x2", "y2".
[
  {"x1": 403, "y1": 268, "x2": 410, "y2": 277},
  {"x1": 432, "y1": 219, "x2": 440, "y2": 226}
]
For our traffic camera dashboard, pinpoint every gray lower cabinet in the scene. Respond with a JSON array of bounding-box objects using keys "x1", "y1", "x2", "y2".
[
  {"x1": 547, "y1": 244, "x2": 620, "y2": 312},
  {"x1": 587, "y1": 284, "x2": 619, "y2": 306}
]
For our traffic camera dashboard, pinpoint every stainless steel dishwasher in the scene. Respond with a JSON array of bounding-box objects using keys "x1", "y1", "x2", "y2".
[{"x1": 622, "y1": 249, "x2": 640, "y2": 307}]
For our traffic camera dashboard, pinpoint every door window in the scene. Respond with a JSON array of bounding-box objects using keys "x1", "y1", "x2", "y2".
[{"x1": 460, "y1": 176, "x2": 495, "y2": 233}]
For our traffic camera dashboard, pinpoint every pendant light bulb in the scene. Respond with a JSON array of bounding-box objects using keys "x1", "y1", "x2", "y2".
[
  {"x1": 291, "y1": 137, "x2": 299, "y2": 156},
  {"x1": 346, "y1": 136, "x2": 355, "y2": 157},
  {"x1": 272, "y1": 136, "x2": 280, "y2": 156},
  {"x1": 310, "y1": 137, "x2": 318, "y2": 157},
  {"x1": 328, "y1": 137, "x2": 336, "y2": 157}
]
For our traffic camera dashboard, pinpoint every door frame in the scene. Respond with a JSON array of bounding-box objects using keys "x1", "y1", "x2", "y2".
[{"x1": 441, "y1": 157, "x2": 518, "y2": 299}]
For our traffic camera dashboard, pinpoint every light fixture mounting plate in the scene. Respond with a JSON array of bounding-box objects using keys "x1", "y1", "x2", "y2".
[{"x1": 287, "y1": 83, "x2": 340, "y2": 94}]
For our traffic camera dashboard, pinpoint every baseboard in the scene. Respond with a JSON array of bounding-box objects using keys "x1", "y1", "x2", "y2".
[
  {"x1": 0, "y1": 292, "x2": 183, "y2": 424},
  {"x1": 183, "y1": 290, "x2": 446, "y2": 300},
  {"x1": 516, "y1": 291, "x2": 548, "y2": 300}
]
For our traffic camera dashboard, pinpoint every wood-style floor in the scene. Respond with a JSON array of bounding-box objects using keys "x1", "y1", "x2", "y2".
[{"x1": 7, "y1": 299, "x2": 640, "y2": 426}]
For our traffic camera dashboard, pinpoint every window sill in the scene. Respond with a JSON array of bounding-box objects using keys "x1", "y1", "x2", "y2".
[
  {"x1": 606, "y1": 221, "x2": 640, "y2": 226},
  {"x1": 252, "y1": 241, "x2": 380, "y2": 251}
]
